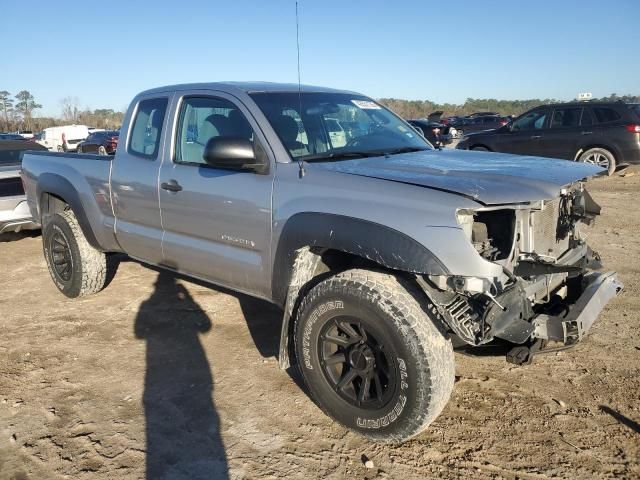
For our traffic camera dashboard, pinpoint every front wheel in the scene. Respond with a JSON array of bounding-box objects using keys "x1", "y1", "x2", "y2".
[
  {"x1": 42, "y1": 210, "x2": 107, "y2": 298},
  {"x1": 294, "y1": 269, "x2": 454, "y2": 442},
  {"x1": 578, "y1": 147, "x2": 616, "y2": 175},
  {"x1": 471, "y1": 145, "x2": 489, "y2": 151}
]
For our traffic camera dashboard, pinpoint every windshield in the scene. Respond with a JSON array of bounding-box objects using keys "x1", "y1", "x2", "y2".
[{"x1": 250, "y1": 92, "x2": 431, "y2": 161}]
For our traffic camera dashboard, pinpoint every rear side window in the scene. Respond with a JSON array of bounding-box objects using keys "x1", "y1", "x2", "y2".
[
  {"x1": 0, "y1": 148, "x2": 25, "y2": 166},
  {"x1": 593, "y1": 107, "x2": 621, "y2": 124},
  {"x1": 580, "y1": 109, "x2": 593, "y2": 126},
  {"x1": 550, "y1": 108, "x2": 581, "y2": 128},
  {"x1": 128, "y1": 98, "x2": 168, "y2": 159}
]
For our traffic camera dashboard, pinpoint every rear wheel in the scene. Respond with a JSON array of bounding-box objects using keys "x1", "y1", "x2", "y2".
[
  {"x1": 294, "y1": 269, "x2": 454, "y2": 442},
  {"x1": 471, "y1": 146, "x2": 489, "y2": 151},
  {"x1": 42, "y1": 210, "x2": 107, "y2": 298},
  {"x1": 578, "y1": 147, "x2": 616, "y2": 175}
]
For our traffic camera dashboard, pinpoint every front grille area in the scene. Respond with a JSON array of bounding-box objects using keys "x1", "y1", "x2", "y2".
[
  {"x1": 0, "y1": 177, "x2": 24, "y2": 197},
  {"x1": 532, "y1": 198, "x2": 570, "y2": 259}
]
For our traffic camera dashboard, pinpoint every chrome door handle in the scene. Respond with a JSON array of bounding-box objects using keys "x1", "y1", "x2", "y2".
[
  {"x1": 530, "y1": 135, "x2": 542, "y2": 139},
  {"x1": 161, "y1": 180, "x2": 183, "y2": 192},
  {"x1": 581, "y1": 131, "x2": 593, "y2": 135}
]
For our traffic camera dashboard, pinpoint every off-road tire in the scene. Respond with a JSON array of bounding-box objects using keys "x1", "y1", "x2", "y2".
[
  {"x1": 294, "y1": 269, "x2": 454, "y2": 442},
  {"x1": 578, "y1": 147, "x2": 616, "y2": 176},
  {"x1": 42, "y1": 210, "x2": 107, "y2": 298}
]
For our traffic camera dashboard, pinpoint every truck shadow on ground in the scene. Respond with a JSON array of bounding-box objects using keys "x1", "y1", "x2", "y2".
[
  {"x1": 124, "y1": 257, "x2": 304, "y2": 478},
  {"x1": 134, "y1": 270, "x2": 229, "y2": 479}
]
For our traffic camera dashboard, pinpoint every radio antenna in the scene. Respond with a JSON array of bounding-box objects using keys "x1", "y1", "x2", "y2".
[{"x1": 295, "y1": 1, "x2": 305, "y2": 178}]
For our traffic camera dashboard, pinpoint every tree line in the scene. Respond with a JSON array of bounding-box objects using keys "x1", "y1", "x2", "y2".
[
  {"x1": 378, "y1": 93, "x2": 640, "y2": 119},
  {"x1": 0, "y1": 90, "x2": 124, "y2": 133},
  {"x1": 1, "y1": 88, "x2": 638, "y2": 133}
]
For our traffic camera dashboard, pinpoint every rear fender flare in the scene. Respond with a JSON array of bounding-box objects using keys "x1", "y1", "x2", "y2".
[{"x1": 36, "y1": 173, "x2": 102, "y2": 250}]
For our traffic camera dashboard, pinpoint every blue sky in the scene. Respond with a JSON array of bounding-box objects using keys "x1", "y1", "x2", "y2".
[{"x1": 2, "y1": 0, "x2": 638, "y2": 116}]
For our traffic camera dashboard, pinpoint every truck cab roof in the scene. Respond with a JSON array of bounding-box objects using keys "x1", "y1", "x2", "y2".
[{"x1": 137, "y1": 81, "x2": 358, "y2": 97}]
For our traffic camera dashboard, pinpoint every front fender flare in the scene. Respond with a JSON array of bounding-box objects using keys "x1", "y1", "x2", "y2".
[
  {"x1": 272, "y1": 213, "x2": 449, "y2": 369},
  {"x1": 272, "y1": 212, "x2": 449, "y2": 305}
]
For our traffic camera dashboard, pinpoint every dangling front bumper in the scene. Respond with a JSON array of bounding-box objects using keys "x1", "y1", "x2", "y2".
[{"x1": 531, "y1": 271, "x2": 623, "y2": 344}]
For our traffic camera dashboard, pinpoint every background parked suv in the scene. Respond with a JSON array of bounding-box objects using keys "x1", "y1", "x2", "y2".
[{"x1": 457, "y1": 102, "x2": 640, "y2": 175}]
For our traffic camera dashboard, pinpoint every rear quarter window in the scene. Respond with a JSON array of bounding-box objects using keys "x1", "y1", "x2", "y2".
[
  {"x1": 128, "y1": 98, "x2": 168, "y2": 159},
  {"x1": 593, "y1": 107, "x2": 622, "y2": 124}
]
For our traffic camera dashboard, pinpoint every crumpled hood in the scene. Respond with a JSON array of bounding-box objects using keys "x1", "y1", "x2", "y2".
[{"x1": 311, "y1": 149, "x2": 603, "y2": 204}]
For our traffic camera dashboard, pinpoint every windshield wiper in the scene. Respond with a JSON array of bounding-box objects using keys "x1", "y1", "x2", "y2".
[
  {"x1": 301, "y1": 151, "x2": 385, "y2": 163},
  {"x1": 381, "y1": 146, "x2": 430, "y2": 155}
]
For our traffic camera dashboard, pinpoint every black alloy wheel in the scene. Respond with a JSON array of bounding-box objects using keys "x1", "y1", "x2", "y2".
[
  {"x1": 319, "y1": 316, "x2": 396, "y2": 409},
  {"x1": 49, "y1": 228, "x2": 73, "y2": 283}
]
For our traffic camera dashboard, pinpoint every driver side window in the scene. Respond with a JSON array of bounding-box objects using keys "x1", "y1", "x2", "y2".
[
  {"x1": 175, "y1": 96, "x2": 254, "y2": 166},
  {"x1": 512, "y1": 110, "x2": 547, "y2": 131}
]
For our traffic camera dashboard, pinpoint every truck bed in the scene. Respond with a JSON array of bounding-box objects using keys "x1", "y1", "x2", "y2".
[{"x1": 21, "y1": 150, "x2": 120, "y2": 251}]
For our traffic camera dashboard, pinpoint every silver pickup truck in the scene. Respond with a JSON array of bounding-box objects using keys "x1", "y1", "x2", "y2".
[{"x1": 21, "y1": 82, "x2": 622, "y2": 442}]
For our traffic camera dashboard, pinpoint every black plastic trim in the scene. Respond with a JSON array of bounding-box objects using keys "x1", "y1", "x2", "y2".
[
  {"x1": 37, "y1": 173, "x2": 102, "y2": 250},
  {"x1": 272, "y1": 212, "x2": 449, "y2": 305}
]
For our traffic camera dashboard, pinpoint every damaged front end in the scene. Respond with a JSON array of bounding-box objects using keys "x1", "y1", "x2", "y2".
[{"x1": 418, "y1": 185, "x2": 623, "y2": 362}]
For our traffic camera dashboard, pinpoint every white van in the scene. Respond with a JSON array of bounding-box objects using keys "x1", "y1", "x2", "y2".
[{"x1": 39, "y1": 125, "x2": 89, "y2": 152}]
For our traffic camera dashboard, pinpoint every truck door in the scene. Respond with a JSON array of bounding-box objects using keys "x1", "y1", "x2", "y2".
[
  {"x1": 111, "y1": 94, "x2": 171, "y2": 265},
  {"x1": 158, "y1": 92, "x2": 273, "y2": 298}
]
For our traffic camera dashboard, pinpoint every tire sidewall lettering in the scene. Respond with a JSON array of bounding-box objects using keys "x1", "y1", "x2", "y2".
[
  {"x1": 356, "y1": 357, "x2": 409, "y2": 429},
  {"x1": 302, "y1": 300, "x2": 344, "y2": 370}
]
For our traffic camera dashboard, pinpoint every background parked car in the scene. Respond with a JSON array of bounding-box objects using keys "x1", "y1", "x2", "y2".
[
  {"x1": 456, "y1": 102, "x2": 640, "y2": 175},
  {"x1": 407, "y1": 118, "x2": 455, "y2": 147},
  {"x1": 0, "y1": 133, "x2": 27, "y2": 141},
  {"x1": 0, "y1": 139, "x2": 47, "y2": 233},
  {"x1": 39, "y1": 125, "x2": 89, "y2": 152},
  {"x1": 457, "y1": 115, "x2": 509, "y2": 135},
  {"x1": 77, "y1": 130, "x2": 119, "y2": 155},
  {"x1": 467, "y1": 111, "x2": 499, "y2": 118}
]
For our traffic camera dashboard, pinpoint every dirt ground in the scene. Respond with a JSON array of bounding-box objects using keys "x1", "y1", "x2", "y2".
[{"x1": 1, "y1": 172, "x2": 639, "y2": 480}]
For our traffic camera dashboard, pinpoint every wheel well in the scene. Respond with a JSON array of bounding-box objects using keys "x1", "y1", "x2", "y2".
[
  {"x1": 574, "y1": 144, "x2": 618, "y2": 161},
  {"x1": 278, "y1": 246, "x2": 410, "y2": 370},
  {"x1": 469, "y1": 144, "x2": 492, "y2": 151},
  {"x1": 40, "y1": 192, "x2": 69, "y2": 224}
]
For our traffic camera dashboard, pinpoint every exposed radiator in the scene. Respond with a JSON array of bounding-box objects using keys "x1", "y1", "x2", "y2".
[{"x1": 532, "y1": 198, "x2": 570, "y2": 259}]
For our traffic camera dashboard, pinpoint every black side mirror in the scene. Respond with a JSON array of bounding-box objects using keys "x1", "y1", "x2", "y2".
[{"x1": 203, "y1": 137, "x2": 267, "y2": 174}]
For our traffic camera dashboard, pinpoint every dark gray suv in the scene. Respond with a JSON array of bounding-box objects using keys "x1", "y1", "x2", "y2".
[{"x1": 457, "y1": 102, "x2": 640, "y2": 175}]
